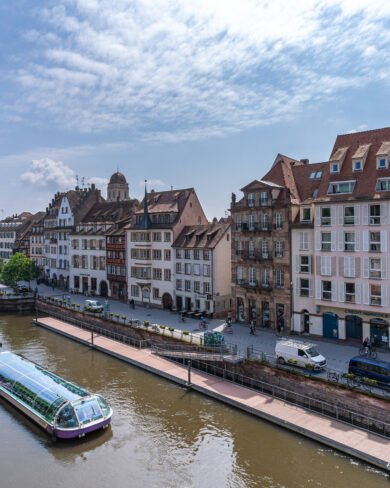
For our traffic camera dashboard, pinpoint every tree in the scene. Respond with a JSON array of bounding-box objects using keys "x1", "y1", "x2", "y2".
[
  {"x1": 0, "y1": 258, "x2": 5, "y2": 281},
  {"x1": 1, "y1": 253, "x2": 41, "y2": 286}
]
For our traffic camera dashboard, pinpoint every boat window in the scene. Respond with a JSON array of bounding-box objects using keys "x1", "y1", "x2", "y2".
[
  {"x1": 96, "y1": 395, "x2": 111, "y2": 416},
  {"x1": 56, "y1": 404, "x2": 78, "y2": 428},
  {"x1": 74, "y1": 399, "x2": 103, "y2": 424}
]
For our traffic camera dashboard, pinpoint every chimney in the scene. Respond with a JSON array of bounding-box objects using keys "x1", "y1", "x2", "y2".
[{"x1": 300, "y1": 159, "x2": 309, "y2": 165}]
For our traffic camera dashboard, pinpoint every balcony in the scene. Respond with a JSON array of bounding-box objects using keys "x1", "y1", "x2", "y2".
[{"x1": 237, "y1": 280, "x2": 273, "y2": 291}]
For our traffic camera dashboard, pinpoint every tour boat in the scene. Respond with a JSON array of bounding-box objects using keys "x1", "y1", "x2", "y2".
[{"x1": 0, "y1": 351, "x2": 112, "y2": 439}]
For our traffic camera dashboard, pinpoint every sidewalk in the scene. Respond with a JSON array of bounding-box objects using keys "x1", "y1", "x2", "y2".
[{"x1": 35, "y1": 282, "x2": 390, "y2": 373}]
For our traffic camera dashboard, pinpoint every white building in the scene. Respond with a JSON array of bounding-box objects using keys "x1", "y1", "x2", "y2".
[
  {"x1": 127, "y1": 187, "x2": 208, "y2": 309},
  {"x1": 0, "y1": 213, "x2": 33, "y2": 261},
  {"x1": 172, "y1": 221, "x2": 232, "y2": 317}
]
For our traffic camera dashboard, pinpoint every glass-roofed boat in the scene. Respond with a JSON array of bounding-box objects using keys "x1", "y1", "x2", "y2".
[{"x1": 0, "y1": 351, "x2": 113, "y2": 439}]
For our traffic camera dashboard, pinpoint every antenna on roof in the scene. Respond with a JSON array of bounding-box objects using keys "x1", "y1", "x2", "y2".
[
  {"x1": 81, "y1": 177, "x2": 85, "y2": 188},
  {"x1": 76, "y1": 175, "x2": 79, "y2": 186},
  {"x1": 171, "y1": 185, "x2": 173, "y2": 191}
]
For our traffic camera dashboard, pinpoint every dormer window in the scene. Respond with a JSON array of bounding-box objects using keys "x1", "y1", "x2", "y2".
[
  {"x1": 330, "y1": 162, "x2": 340, "y2": 173},
  {"x1": 377, "y1": 157, "x2": 388, "y2": 169},
  {"x1": 353, "y1": 160, "x2": 362, "y2": 172},
  {"x1": 247, "y1": 193, "x2": 255, "y2": 207},
  {"x1": 301, "y1": 208, "x2": 311, "y2": 222}
]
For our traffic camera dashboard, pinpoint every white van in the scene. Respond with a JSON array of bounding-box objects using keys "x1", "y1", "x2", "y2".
[
  {"x1": 84, "y1": 299, "x2": 104, "y2": 313},
  {"x1": 275, "y1": 340, "x2": 326, "y2": 370}
]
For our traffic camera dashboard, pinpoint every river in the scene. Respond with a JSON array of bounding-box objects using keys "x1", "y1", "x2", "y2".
[{"x1": 0, "y1": 314, "x2": 388, "y2": 488}]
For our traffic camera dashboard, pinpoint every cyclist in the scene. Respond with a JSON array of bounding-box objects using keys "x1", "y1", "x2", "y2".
[{"x1": 362, "y1": 336, "x2": 371, "y2": 355}]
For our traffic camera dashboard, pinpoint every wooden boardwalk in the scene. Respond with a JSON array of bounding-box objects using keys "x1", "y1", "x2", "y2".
[{"x1": 34, "y1": 316, "x2": 390, "y2": 472}]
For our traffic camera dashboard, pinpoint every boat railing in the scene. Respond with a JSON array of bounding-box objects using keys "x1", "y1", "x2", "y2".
[{"x1": 35, "y1": 302, "x2": 150, "y2": 350}]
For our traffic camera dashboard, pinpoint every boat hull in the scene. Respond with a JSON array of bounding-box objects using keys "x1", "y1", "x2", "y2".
[{"x1": 54, "y1": 415, "x2": 112, "y2": 439}]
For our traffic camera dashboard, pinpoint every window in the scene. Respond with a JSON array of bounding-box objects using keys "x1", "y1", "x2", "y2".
[
  {"x1": 369, "y1": 204, "x2": 381, "y2": 225},
  {"x1": 164, "y1": 269, "x2": 171, "y2": 281},
  {"x1": 248, "y1": 193, "x2": 255, "y2": 207},
  {"x1": 203, "y1": 282, "x2": 210, "y2": 294},
  {"x1": 153, "y1": 288, "x2": 160, "y2": 299},
  {"x1": 300, "y1": 256, "x2": 310, "y2": 273},
  {"x1": 322, "y1": 281, "x2": 332, "y2": 300},
  {"x1": 300, "y1": 278, "x2": 310, "y2": 297},
  {"x1": 261, "y1": 240, "x2": 269, "y2": 258},
  {"x1": 377, "y1": 157, "x2": 388, "y2": 169},
  {"x1": 248, "y1": 267, "x2": 256, "y2": 285},
  {"x1": 164, "y1": 232, "x2": 171, "y2": 242},
  {"x1": 260, "y1": 191, "x2": 268, "y2": 206},
  {"x1": 328, "y1": 181, "x2": 355, "y2": 194},
  {"x1": 260, "y1": 214, "x2": 269, "y2": 230},
  {"x1": 185, "y1": 280, "x2": 191, "y2": 292},
  {"x1": 344, "y1": 206, "x2": 355, "y2": 225},
  {"x1": 369, "y1": 232, "x2": 381, "y2": 252},
  {"x1": 153, "y1": 250, "x2": 162, "y2": 260},
  {"x1": 309, "y1": 171, "x2": 322, "y2": 180},
  {"x1": 370, "y1": 258, "x2": 382, "y2": 279},
  {"x1": 299, "y1": 231, "x2": 309, "y2": 251},
  {"x1": 370, "y1": 284, "x2": 382, "y2": 306},
  {"x1": 130, "y1": 285, "x2": 139, "y2": 297},
  {"x1": 153, "y1": 268, "x2": 162, "y2": 280},
  {"x1": 176, "y1": 250, "x2": 182, "y2": 259},
  {"x1": 376, "y1": 177, "x2": 390, "y2": 193},
  {"x1": 193, "y1": 263, "x2": 200, "y2": 275},
  {"x1": 261, "y1": 268, "x2": 270, "y2": 286},
  {"x1": 330, "y1": 162, "x2": 340, "y2": 173},
  {"x1": 185, "y1": 250, "x2": 191, "y2": 259},
  {"x1": 344, "y1": 232, "x2": 355, "y2": 252},
  {"x1": 345, "y1": 283, "x2": 355, "y2": 303},
  {"x1": 176, "y1": 279, "x2": 182, "y2": 290},
  {"x1": 275, "y1": 241, "x2": 284, "y2": 258},
  {"x1": 301, "y1": 208, "x2": 311, "y2": 222},
  {"x1": 321, "y1": 232, "x2": 331, "y2": 251},
  {"x1": 194, "y1": 249, "x2": 200, "y2": 260},
  {"x1": 185, "y1": 263, "x2": 191, "y2": 274},
  {"x1": 203, "y1": 264, "x2": 210, "y2": 277},
  {"x1": 164, "y1": 250, "x2": 171, "y2": 261},
  {"x1": 275, "y1": 270, "x2": 284, "y2": 288},
  {"x1": 275, "y1": 213, "x2": 283, "y2": 229},
  {"x1": 152, "y1": 232, "x2": 161, "y2": 242},
  {"x1": 194, "y1": 281, "x2": 201, "y2": 293},
  {"x1": 353, "y1": 160, "x2": 362, "y2": 172},
  {"x1": 203, "y1": 250, "x2": 210, "y2": 260},
  {"x1": 176, "y1": 263, "x2": 182, "y2": 274},
  {"x1": 321, "y1": 207, "x2": 331, "y2": 226}
]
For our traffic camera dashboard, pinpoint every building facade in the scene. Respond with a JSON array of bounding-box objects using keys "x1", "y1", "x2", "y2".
[
  {"x1": 127, "y1": 187, "x2": 208, "y2": 309},
  {"x1": 172, "y1": 221, "x2": 232, "y2": 317},
  {"x1": 0, "y1": 213, "x2": 33, "y2": 261}
]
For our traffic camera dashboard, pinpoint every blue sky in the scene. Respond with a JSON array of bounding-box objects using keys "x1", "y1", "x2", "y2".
[{"x1": 1, "y1": 0, "x2": 390, "y2": 220}]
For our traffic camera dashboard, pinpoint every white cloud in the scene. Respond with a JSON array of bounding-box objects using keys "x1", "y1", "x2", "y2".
[
  {"x1": 87, "y1": 176, "x2": 109, "y2": 188},
  {"x1": 21, "y1": 158, "x2": 76, "y2": 189},
  {"x1": 5, "y1": 1, "x2": 390, "y2": 141}
]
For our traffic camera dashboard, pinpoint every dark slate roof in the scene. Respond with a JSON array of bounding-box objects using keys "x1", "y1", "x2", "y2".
[{"x1": 172, "y1": 222, "x2": 230, "y2": 250}]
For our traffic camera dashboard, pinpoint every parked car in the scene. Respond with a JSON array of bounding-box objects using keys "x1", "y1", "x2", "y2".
[
  {"x1": 84, "y1": 300, "x2": 104, "y2": 313},
  {"x1": 348, "y1": 357, "x2": 390, "y2": 387},
  {"x1": 275, "y1": 339, "x2": 327, "y2": 370},
  {"x1": 14, "y1": 284, "x2": 30, "y2": 293}
]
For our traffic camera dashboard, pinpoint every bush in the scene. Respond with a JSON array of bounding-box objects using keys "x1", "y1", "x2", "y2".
[
  {"x1": 342, "y1": 373, "x2": 355, "y2": 380},
  {"x1": 183, "y1": 331, "x2": 189, "y2": 336},
  {"x1": 168, "y1": 327, "x2": 175, "y2": 332},
  {"x1": 144, "y1": 320, "x2": 150, "y2": 327},
  {"x1": 305, "y1": 363, "x2": 315, "y2": 371},
  {"x1": 287, "y1": 359, "x2": 298, "y2": 365},
  {"x1": 160, "y1": 325, "x2": 166, "y2": 329}
]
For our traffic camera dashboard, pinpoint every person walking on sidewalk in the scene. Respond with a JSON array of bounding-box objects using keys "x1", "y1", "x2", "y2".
[{"x1": 250, "y1": 318, "x2": 256, "y2": 335}]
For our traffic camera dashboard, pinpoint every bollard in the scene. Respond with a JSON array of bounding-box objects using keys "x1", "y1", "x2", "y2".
[{"x1": 187, "y1": 359, "x2": 192, "y2": 386}]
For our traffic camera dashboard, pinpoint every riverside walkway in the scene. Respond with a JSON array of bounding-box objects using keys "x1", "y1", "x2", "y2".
[{"x1": 34, "y1": 316, "x2": 390, "y2": 472}]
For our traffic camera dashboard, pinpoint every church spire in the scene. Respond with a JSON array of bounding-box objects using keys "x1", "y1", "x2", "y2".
[{"x1": 137, "y1": 179, "x2": 152, "y2": 229}]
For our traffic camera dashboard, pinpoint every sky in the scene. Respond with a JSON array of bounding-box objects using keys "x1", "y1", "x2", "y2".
[{"x1": 1, "y1": 0, "x2": 390, "y2": 220}]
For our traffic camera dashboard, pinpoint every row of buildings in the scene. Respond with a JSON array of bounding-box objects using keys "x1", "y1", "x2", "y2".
[{"x1": 2, "y1": 127, "x2": 390, "y2": 347}]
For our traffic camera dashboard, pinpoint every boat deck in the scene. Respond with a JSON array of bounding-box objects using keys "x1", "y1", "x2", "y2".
[{"x1": 34, "y1": 316, "x2": 390, "y2": 472}]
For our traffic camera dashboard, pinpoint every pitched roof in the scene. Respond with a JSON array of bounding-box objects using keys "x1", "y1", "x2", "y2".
[
  {"x1": 81, "y1": 200, "x2": 138, "y2": 224},
  {"x1": 172, "y1": 222, "x2": 230, "y2": 249}
]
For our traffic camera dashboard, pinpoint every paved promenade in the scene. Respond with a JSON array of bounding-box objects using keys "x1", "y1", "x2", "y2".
[{"x1": 34, "y1": 315, "x2": 390, "y2": 472}]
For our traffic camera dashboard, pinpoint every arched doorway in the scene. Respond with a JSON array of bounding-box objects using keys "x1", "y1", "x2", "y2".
[
  {"x1": 370, "y1": 318, "x2": 389, "y2": 347},
  {"x1": 100, "y1": 280, "x2": 109, "y2": 297},
  {"x1": 323, "y1": 312, "x2": 339, "y2": 339},
  {"x1": 59, "y1": 275, "x2": 65, "y2": 289},
  {"x1": 345, "y1": 315, "x2": 362, "y2": 340},
  {"x1": 162, "y1": 293, "x2": 173, "y2": 310},
  {"x1": 301, "y1": 310, "x2": 310, "y2": 334}
]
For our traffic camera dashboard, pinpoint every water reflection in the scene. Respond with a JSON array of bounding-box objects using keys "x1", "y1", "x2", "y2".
[{"x1": 0, "y1": 314, "x2": 388, "y2": 488}]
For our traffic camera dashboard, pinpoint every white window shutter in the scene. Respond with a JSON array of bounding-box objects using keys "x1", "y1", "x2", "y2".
[
  {"x1": 331, "y1": 231, "x2": 337, "y2": 251},
  {"x1": 309, "y1": 255, "x2": 313, "y2": 274},
  {"x1": 343, "y1": 257, "x2": 348, "y2": 278},
  {"x1": 315, "y1": 279, "x2": 321, "y2": 299},
  {"x1": 355, "y1": 283, "x2": 362, "y2": 304},
  {"x1": 331, "y1": 207, "x2": 337, "y2": 226},
  {"x1": 363, "y1": 283, "x2": 370, "y2": 305},
  {"x1": 326, "y1": 256, "x2": 332, "y2": 276},
  {"x1": 295, "y1": 255, "x2": 300, "y2": 273},
  {"x1": 355, "y1": 205, "x2": 360, "y2": 225},
  {"x1": 380, "y1": 203, "x2": 387, "y2": 225},
  {"x1": 339, "y1": 283, "x2": 345, "y2": 302},
  {"x1": 315, "y1": 231, "x2": 321, "y2": 251},
  {"x1": 363, "y1": 257, "x2": 369, "y2": 278},
  {"x1": 295, "y1": 278, "x2": 300, "y2": 296},
  {"x1": 309, "y1": 279, "x2": 314, "y2": 297},
  {"x1": 381, "y1": 284, "x2": 388, "y2": 307},
  {"x1": 320, "y1": 256, "x2": 325, "y2": 275},
  {"x1": 381, "y1": 230, "x2": 388, "y2": 252},
  {"x1": 382, "y1": 256, "x2": 387, "y2": 280},
  {"x1": 315, "y1": 207, "x2": 320, "y2": 226},
  {"x1": 351, "y1": 257, "x2": 356, "y2": 278},
  {"x1": 355, "y1": 231, "x2": 360, "y2": 252},
  {"x1": 331, "y1": 282, "x2": 337, "y2": 302},
  {"x1": 362, "y1": 231, "x2": 369, "y2": 252},
  {"x1": 362, "y1": 204, "x2": 369, "y2": 225},
  {"x1": 337, "y1": 206, "x2": 343, "y2": 225},
  {"x1": 338, "y1": 230, "x2": 344, "y2": 251}
]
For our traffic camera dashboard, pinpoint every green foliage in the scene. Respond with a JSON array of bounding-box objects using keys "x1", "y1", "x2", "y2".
[
  {"x1": 287, "y1": 359, "x2": 298, "y2": 365},
  {"x1": 1, "y1": 253, "x2": 40, "y2": 286}
]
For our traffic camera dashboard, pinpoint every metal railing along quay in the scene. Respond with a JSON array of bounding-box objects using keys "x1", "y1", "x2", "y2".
[
  {"x1": 35, "y1": 303, "x2": 149, "y2": 350},
  {"x1": 164, "y1": 356, "x2": 390, "y2": 439}
]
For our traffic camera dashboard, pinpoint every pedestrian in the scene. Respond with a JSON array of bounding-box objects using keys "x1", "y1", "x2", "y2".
[
  {"x1": 363, "y1": 336, "x2": 371, "y2": 354},
  {"x1": 250, "y1": 319, "x2": 256, "y2": 335},
  {"x1": 227, "y1": 310, "x2": 232, "y2": 325},
  {"x1": 130, "y1": 298, "x2": 135, "y2": 309}
]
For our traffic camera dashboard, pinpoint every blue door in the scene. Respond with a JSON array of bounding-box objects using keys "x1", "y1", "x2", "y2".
[{"x1": 323, "y1": 313, "x2": 339, "y2": 339}]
